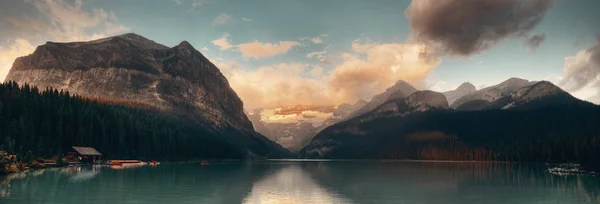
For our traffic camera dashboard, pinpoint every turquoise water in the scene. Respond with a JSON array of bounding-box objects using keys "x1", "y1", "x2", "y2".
[{"x1": 1, "y1": 161, "x2": 599, "y2": 204}]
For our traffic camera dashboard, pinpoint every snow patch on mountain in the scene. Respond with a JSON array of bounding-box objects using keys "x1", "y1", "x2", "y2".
[{"x1": 451, "y1": 77, "x2": 534, "y2": 108}]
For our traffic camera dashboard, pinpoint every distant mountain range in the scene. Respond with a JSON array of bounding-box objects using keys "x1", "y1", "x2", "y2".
[
  {"x1": 249, "y1": 79, "x2": 480, "y2": 152},
  {"x1": 300, "y1": 78, "x2": 600, "y2": 169},
  {"x1": 3, "y1": 33, "x2": 290, "y2": 159},
  {"x1": 247, "y1": 105, "x2": 335, "y2": 152}
]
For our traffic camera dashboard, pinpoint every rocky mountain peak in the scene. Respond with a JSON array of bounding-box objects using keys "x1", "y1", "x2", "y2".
[
  {"x1": 512, "y1": 81, "x2": 565, "y2": 100},
  {"x1": 495, "y1": 81, "x2": 579, "y2": 109},
  {"x1": 443, "y1": 82, "x2": 477, "y2": 105},
  {"x1": 388, "y1": 80, "x2": 419, "y2": 94},
  {"x1": 354, "y1": 99, "x2": 368, "y2": 106},
  {"x1": 371, "y1": 90, "x2": 448, "y2": 115},
  {"x1": 5, "y1": 33, "x2": 252, "y2": 130},
  {"x1": 456, "y1": 82, "x2": 476, "y2": 92},
  {"x1": 405, "y1": 90, "x2": 449, "y2": 110},
  {"x1": 498, "y1": 77, "x2": 531, "y2": 89},
  {"x1": 451, "y1": 77, "x2": 535, "y2": 108},
  {"x1": 345, "y1": 80, "x2": 418, "y2": 119},
  {"x1": 177, "y1": 40, "x2": 195, "y2": 50}
]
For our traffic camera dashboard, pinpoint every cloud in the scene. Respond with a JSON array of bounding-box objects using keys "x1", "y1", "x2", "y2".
[
  {"x1": 211, "y1": 33, "x2": 233, "y2": 50},
  {"x1": 214, "y1": 62, "x2": 330, "y2": 110},
  {"x1": 0, "y1": 39, "x2": 37, "y2": 82},
  {"x1": 306, "y1": 51, "x2": 326, "y2": 59},
  {"x1": 216, "y1": 39, "x2": 440, "y2": 109},
  {"x1": 306, "y1": 50, "x2": 333, "y2": 66},
  {"x1": 311, "y1": 37, "x2": 323, "y2": 44},
  {"x1": 525, "y1": 34, "x2": 546, "y2": 51},
  {"x1": 560, "y1": 37, "x2": 600, "y2": 103},
  {"x1": 0, "y1": 0, "x2": 129, "y2": 81},
  {"x1": 191, "y1": 0, "x2": 205, "y2": 8},
  {"x1": 238, "y1": 41, "x2": 301, "y2": 59},
  {"x1": 328, "y1": 41, "x2": 440, "y2": 103},
  {"x1": 201, "y1": 47, "x2": 209, "y2": 51},
  {"x1": 241, "y1": 17, "x2": 253, "y2": 22},
  {"x1": 309, "y1": 66, "x2": 325, "y2": 78},
  {"x1": 406, "y1": 0, "x2": 553, "y2": 56},
  {"x1": 173, "y1": 0, "x2": 206, "y2": 10},
  {"x1": 5, "y1": 0, "x2": 129, "y2": 42},
  {"x1": 172, "y1": 0, "x2": 184, "y2": 5},
  {"x1": 213, "y1": 13, "x2": 232, "y2": 26}
]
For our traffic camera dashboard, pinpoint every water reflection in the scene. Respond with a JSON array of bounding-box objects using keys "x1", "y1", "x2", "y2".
[
  {"x1": 0, "y1": 161, "x2": 598, "y2": 204},
  {"x1": 242, "y1": 165, "x2": 350, "y2": 203},
  {"x1": 64, "y1": 165, "x2": 101, "y2": 182},
  {"x1": 303, "y1": 161, "x2": 600, "y2": 204}
]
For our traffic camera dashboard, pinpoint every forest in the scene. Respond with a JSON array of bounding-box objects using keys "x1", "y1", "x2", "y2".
[
  {"x1": 0, "y1": 81, "x2": 245, "y2": 163},
  {"x1": 306, "y1": 105, "x2": 600, "y2": 170}
]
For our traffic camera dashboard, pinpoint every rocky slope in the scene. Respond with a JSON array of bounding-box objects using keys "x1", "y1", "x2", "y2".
[
  {"x1": 442, "y1": 82, "x2": 476, "y2": 105},
  {"x1": 346, "y1": 80, "x2": 418, "y2": 119},
  {"x1": 371, "y1": 91, "x2": 449, "y2": 116},
  {"x1": 451, "y1": 78, "x2": 534, "y2": 109},
  {"x1": 474, "y1": 81, "x2": 589, "y2": 110},
  {"x1": 5, "y1": 33, "x2": 290, "y2": 158},
  {"x1": 332, "y1": 99, "x2": 367, "y2": 118}
]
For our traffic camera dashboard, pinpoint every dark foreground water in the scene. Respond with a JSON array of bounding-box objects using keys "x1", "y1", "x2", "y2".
[{"x1": 1, "y1": 160, "x2": 599, "y2": 204}]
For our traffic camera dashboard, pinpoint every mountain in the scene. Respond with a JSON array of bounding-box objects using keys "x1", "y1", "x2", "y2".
[
  {"x1": 299, "y1": 80, "x2": 600, "y2": 169},
  {"x1": 4, "y1": 33, "x2": 290, "y2": 159},
  {"x1": 464, "y1": 81, "x2": 589, "y2": 110},
  {"x1": 248, "y1": 105, "x2": 335, "y2": 152},
  {"x1": 371, "y1": 91, "x2": 449, "y2": 116},
  {"x1": 346, "y1": 80, "x2": 418, "y2": 119},
  {"x1": 451, "y1": 78, "x2": 534, "y2": 109},
  {"x1": 442, "y1": 82, "x2": 476, "y2": 105},
  {"x1": 332, "y1": 99, "x2": 367, "y2": 118}
]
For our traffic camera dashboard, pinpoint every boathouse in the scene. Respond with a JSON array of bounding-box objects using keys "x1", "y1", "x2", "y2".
[{"x1": 70, "y1": 146, "x2": 102, "y2": 163}]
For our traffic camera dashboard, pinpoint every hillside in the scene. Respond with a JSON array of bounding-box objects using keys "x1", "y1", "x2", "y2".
[{"x1": 300, "y1": 80, "x2": 600, "y2": 170}]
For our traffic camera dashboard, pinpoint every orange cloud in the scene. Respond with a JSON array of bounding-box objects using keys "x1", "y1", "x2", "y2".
[
  {"x1": 311, "y1": 37, "x2": 323, "y2": 44},
  {"x1": 213, "y1": 62, "x2": 330, "y2": 110},
  {"x1": 212, "y1": 33, "x2": 233, "y2": 50},
  {"x1": 327, "y1": 41, "x2": 440, "y2": 103},
  {"x1": 0, "y1": 39, "x2": 37, "y2": 82},
  {"x1": 214, "y1": 40, "x2": 440, "y2": 109},
  {"x1": 238, "y1": 41, "x2": 301, "y2": 59}
]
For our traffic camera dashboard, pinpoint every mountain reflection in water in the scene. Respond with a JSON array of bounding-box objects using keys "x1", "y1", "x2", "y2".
[{"x1": 0, "y1": 161, "x2": 598, "y2": 204}]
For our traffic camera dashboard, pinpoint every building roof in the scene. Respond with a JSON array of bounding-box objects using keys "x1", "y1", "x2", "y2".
[{"x1": 72, "y1": 146, "x2": 102, "y2": 156}]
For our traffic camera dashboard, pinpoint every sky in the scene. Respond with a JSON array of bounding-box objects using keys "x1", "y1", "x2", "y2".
[{"x1": 1, "y1": 0, "x2": 599, "y2": 110}]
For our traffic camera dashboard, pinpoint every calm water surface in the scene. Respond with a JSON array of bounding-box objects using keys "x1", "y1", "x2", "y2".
[{"x1": 1, "y1": 160, "x2": 599, "y2": 204}]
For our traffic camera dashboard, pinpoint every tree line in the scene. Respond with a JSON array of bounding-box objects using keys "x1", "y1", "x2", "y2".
[{"x1": 0, "y1": 81, "x2": 244, "y2": 162}]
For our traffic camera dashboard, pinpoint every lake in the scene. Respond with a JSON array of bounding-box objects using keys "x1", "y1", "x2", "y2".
[{"x1": 1, "y1": 160, "x2": 599, "y2": 204}]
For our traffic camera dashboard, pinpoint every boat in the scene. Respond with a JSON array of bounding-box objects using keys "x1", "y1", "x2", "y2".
[
  {"x1": 200, "y1": 161, "x2": 209, "y2": 165},
  {"x1": 105, "y1": 160, "x2": 146, "y2": 169},
  {"x1": 547, "y1": 163, "x2": 587, "y2": 176}
]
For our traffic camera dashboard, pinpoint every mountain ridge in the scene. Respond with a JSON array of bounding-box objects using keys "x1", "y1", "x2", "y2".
[
  {"x1": 451, "y1": 77, "x2": 534, "y2": 109},
  {"x1": 4, "y1": 33, "x2": 290, "y2": 159},
  {"x1": 299, "y1": 79, "x2": 600, "y2": 170}
]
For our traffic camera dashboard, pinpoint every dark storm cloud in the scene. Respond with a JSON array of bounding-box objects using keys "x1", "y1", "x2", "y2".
[
  {"x1": 525, "y1": 34, "x2": 546, "y2": 51},
  {"x1": 406, "y1": 0, "x2": 553, "y2": 56}
]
